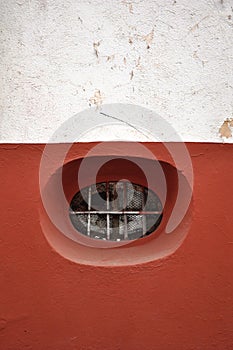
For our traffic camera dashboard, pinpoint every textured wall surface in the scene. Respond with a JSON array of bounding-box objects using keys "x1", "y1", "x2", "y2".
[
  {"x1": 1, "y1": 3, "x2": 233, "y2": 349},
  {"x1": 0, "y1": 142, "x2": 233, "y2": 350},
  {"x1": 1, "y1": 0, "x2": 233, "y2": 142}
]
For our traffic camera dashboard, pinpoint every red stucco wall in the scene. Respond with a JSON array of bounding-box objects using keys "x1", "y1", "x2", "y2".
[{"x1": 0, "y1": 143, "x2": 232, "y2": 349}]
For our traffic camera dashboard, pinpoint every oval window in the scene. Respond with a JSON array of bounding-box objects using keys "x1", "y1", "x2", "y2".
[{"x1": 69, "y1": 181, "x2": 163, "y2": 241}]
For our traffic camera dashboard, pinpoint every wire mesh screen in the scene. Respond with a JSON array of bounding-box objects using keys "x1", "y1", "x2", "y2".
[{"x1": 69, "y1": 181, "x2": 163, "y2": 241}]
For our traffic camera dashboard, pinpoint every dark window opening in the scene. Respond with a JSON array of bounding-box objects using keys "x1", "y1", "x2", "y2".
[{"x1": 69, "y1": 181, "x2": 163, "y2": 241}]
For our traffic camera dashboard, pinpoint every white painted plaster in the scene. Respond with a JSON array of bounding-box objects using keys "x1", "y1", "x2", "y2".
[{"x1": 0, "y1": 0, "x2": 233, "y2": 143}]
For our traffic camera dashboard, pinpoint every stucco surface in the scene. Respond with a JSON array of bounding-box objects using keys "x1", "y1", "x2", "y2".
[
  {"x1": 0, "y1": 0, "x2": 233, "y2": 142},
  {"x1": 0, "y1": 142, "x2": 233, "y2": 349}
]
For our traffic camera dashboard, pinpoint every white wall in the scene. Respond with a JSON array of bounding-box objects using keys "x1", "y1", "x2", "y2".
[{"x1": 0, "y1": 0, "x2": 233, "y2": 143}]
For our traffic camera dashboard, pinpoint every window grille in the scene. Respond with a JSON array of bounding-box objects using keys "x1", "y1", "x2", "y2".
[{"x1": 69, "y1": 181, "x2": 163, "y2": 241}]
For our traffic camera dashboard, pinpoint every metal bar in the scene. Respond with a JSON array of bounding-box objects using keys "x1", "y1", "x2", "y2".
[
  {"x1": 123, "y1": 181, "x2": 128, "y2": 239},
  {"x1": 112, "y1": 182, "x2": 119, "y2": 239},
  {"x1": 106, "y1": 182, "x2": 110, "y2": 240},
  {"x1": 70, "y1": 210, "x2": 162, "y2": 215},
  {"x1": 142, "y1": 188, "x2": 147, "y2": 236},
  {"x1": 87, "y1": 186, "x2": 91, "y2": 236}
]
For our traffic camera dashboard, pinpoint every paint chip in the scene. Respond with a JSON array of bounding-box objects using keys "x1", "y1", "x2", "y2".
[
  {"x1": 89, "y1": 90, "x2": 104, "y2": 107},
  {"x1": 93, "y1": 42, "x2": 100, "y2": 58},
  {"x1": 130, "y1": 70, "x2": 134, "y2": 80},
  {"x1": 136, "y1": 56, "x2": 141, "y2": 67},
  {"x1": 129, "y1": 3, "x2": 133, "y2": 13},
  {"x1": 189, "y1": 16, "x2": 209, "y2": 33},
  {"x1": 106, "y1": 55, "x2": 115, "y2": 62},
  {"x1": 143, "y1": 29, "x2": 154, "y2": 49},
  {"x1": 219, "y1": 119, "x2": 233, "y2": 138},
  {"x1": 122, "y1": 1, "x2": 133, "y2": 14}
]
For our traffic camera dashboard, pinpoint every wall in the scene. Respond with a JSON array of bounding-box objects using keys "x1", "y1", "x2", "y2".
[
  {"x1": 1, "y1": 1, "x2": 233, "y2": 350},
  {"x1": 1, "y1": 142, "x2": 233, "y2": 350},
  {"x1": 0, "y1": 0, "x2": 233, "y2": 142}
]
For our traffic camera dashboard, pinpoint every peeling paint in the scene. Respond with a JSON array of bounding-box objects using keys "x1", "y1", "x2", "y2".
[
  {"x1": 143, "y1": 29, "x2": 154, "y2": 49},
  {"x1": 106, "y1": 55, "x2": 115, "y2": 62},
  {"x1": 219, "y1": 119, "x2": 233, "y2": 138},
  {"x1": 89, "y1": 90, "x2": 104, "y2": 108},
  {"x1": 93, "y1": 41, "x2": 101, "y2": 58},
  {"x1": 130, "y1": 70, "x2": 134, "y2": 80},
  {"x1": 189, "y1": 15, "x2": 209, "y2": 33}
]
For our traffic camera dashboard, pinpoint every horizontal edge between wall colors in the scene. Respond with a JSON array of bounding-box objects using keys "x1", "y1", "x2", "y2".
[{"x1": 1, "y1": 104, "x2": 233, "y2": 144}]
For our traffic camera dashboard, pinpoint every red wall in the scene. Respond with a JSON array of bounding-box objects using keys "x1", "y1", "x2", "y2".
[{"x1": 0, "y1": 143, "x2": 232, "y2": 349}]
